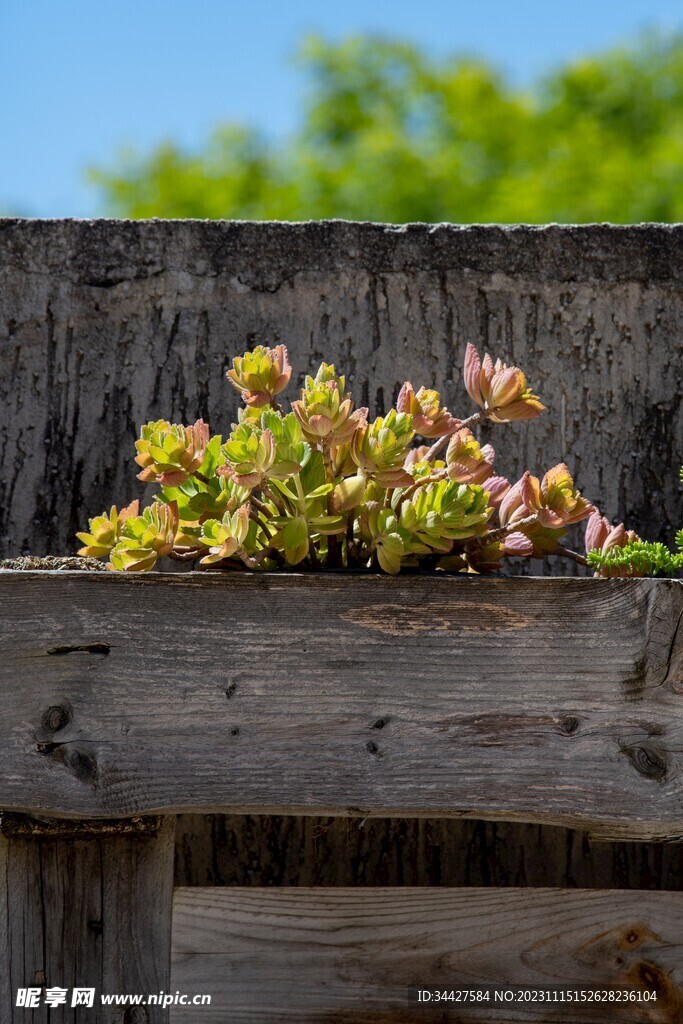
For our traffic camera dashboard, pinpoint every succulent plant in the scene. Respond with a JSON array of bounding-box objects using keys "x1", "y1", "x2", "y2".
[
  {"x1": 292, "y1": 363, "x2": 367, "y2": 446},
  {"x1": 396, "y1": 382, "x2": 459, "y2": 438},
  {"x1": 350, "y1": 410, "x2": 415, "y2": 487},
  {"x1": 77, "y1": 339, "x2": 672, "y2": 578},
  {"x1": 135, "y1": 419, "x2": 210, "y2": 486},
  {"x1": 584, "y1": 506, "x2": 683, "y2": 579},
  {"x1": 76, "y1": 501, "x2": 140, "y2": 557},
  {"x1": 108, "y1": 501, "x2": 178, "y2": 572},
  {"x1": 445, "y1": 428, "x2": 495, "y2": 485},
  {"x1": 464, "y1": 343, "x2": 545, "y2": 423},
  {"x1": 226, "y1": 344, "x2": 292, "y2": 408},
  {"x1": 198, "y1": 506, "x2": 253, "y2": 565}
]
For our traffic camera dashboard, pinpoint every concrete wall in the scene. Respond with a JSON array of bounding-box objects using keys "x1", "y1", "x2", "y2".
[{"x1": 1, "y1": 219, "x2": 682, "y2": 556}]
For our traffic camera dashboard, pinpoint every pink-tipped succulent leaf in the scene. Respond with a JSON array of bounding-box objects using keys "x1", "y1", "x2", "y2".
[{"x1": 463, "y1": 343, "x2": 546, "y2": 423}]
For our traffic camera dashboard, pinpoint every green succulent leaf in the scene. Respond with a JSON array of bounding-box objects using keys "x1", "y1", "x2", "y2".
[
  {"x1": 279, "y1": 514, "x2": 309, "y2": 564},
  {"x1": 299, "y1": 449, "x2": 327, "y2": 494}
]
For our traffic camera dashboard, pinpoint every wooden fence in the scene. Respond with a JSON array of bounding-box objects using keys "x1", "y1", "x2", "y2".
[
  {"x1": 1, "y1": 570, "x2": 683, "y2": 1021},
  {"x1": 2, "y1": 220, "x2": 683, "y2": 1021}
]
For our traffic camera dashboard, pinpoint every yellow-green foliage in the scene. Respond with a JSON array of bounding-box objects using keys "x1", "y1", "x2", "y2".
[
  {"x1": 90, "y1": 33, "x2": 683, "y2": 224},
  {"x1": 77, "y1": 341, "x2": 624, "y2": 575}
]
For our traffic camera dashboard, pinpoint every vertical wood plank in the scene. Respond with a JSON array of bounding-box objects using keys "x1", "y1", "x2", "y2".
[{"x1": 0, "y1": 817, "x2": 175, "y2": 1023}]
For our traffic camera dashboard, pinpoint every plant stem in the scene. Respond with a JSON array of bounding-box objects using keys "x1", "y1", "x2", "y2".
[
  {"x1": 250, "y1": 494, "x2": 273, "y2": 517},
  {"x1": 168, "y1": 548, "x2": 204, "y2": 562},
  {"x1": 465, "y1": 514, "x2": 539, "y2": 552},
  {"x1": 249, "y1": 508, "x2": 274, "y2": 539},
  {"x1": 556, "y1": 545, "x2": 588, "y2": 567},
  {"x1": 239, "y1": 547, "x2": 277, "y2": 569},
  {"x1": 262, "y1": 482, "x2": 286, "y2": 514},
  {"x1": 424, "y1": 411, "x2": 485, "y2": 463},
  {"x1": 322, "y1": 444, "x2": 340, "y2": 567}
]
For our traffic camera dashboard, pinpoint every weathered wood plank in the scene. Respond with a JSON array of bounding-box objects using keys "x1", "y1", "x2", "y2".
[
  {"x1": 171, "y1": 886, "x2": 683, "y2": 1022},
  {"x1": 1, "y1": 571, "x2": 683, "y2": 837},
  {"x1": 173, "y1": 814, "x2": 683, "y2": 890},
  {"x1": 2, "y1": 221, "x2": 683, "y2": 561},
  {"x1": 0, "y1": 816, "x2": 175, "y2": 1023}
]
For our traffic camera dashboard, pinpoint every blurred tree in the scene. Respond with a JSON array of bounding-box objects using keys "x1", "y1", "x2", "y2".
[{"x1": 90, "y1": 32, "x2": 683, "y2": 222}]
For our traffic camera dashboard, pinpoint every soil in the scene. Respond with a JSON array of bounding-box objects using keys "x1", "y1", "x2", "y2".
[{"x1": 0, "y1": 555, "x2": 107, "y2": 571}]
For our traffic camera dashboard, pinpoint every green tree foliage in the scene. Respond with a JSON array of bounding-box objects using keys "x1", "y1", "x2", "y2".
[{"x1": 91, "y1": 32, "x2": 683, "y2": 222}]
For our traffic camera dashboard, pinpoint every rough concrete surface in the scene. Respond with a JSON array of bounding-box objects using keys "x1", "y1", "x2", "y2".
[{"x1": 0, "y1": 219, "x2": 682, "y2": 557}]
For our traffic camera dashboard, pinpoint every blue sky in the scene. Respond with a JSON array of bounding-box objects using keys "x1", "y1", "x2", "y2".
[{"x1": 3, "y1": 0, "x2": 683, "y2": 217}]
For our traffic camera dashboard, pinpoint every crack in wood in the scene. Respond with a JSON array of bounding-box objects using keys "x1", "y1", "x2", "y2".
[{"x1": 46, "y1": 642, "x2": 110, "y2": 656}]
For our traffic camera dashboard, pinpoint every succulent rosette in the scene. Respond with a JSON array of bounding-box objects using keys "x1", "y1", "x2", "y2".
[
  {"x1": 350, "y1": 410, "x2": 415, "y2": 487},
  {"x1": 226, "y1": 344, "x2": 292, "y2": 408},
  {"x1": 76, "y1": 500, "x2": 140, "y2": 558},
  {"x1": 446, "y1": 428, "x2": 495, "y2": 485},
  {"x1": 198, "y1": 505, "x2": 253, "y2": 565},
  {"x1": 108, "y1": 501, "x2": 179, "y2": 572},
  {"x1": 402, "y1": 481, "x2": 492, "y2": 551},
  {"x1": 218, "y1": 424, "x2": 276, "y2": 487},
  {"x1": 520, "y1": 464, "x2": 594, "y2": 528},
  {"x1": 135, "y1": 419, "x2": 210, "y2": 486},
  {"x1": 292, "y1": 363, "x2": 368, "y2": 447},
  {"x1": 498, "y1": 465, "x2": 593, "y2": 556},
  {"x1": 218, "y1": 413, "x2": 308, "y2": 488},
  {"x1": 396, "y1": 382, "x2": 460, "y2": 438},
  {"x1": 464, "y1": 343, "x2": 545, "y2": 423}
]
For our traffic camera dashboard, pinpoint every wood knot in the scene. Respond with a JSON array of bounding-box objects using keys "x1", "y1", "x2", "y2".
[
  {"x1": 558, "y1": 715, "x2": 579, "y2": 735},
  {"x1": 66, "y1": 749, "x2": 98, "y2": 784},
  {"x1": 621, "y1": 743, "x2": 667, "y2": 782},
  {"x1": 41, "y1": 704, "x2": 71, "y2": 733},
  {"x1": 624, "y1": 960, "x2": 677, "y2": 1007}
]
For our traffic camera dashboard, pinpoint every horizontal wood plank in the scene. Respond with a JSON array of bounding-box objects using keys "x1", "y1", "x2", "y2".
[
  {"x1": 171, "y1": 886, "x2": 683, "y2": 1022},
  {"x1": 1, "y1": 571, "x2": 683, "y2": 836}
]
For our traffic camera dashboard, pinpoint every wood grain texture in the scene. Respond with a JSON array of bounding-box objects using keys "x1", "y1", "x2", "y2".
[
  {"x1": 173, "y1": 814, "x2": 683, "y2": 890},
  {"x1": 1, "y1": 571, "x2": 683, "y2": 837},
  {"x1": 0, "y1": 816, "x2": 175, "y2": 1023},
  {"x1": 170, "y1": 886, "x2": 683, "y2": 1022},
  {"x1": 1, "y1": 221, "x2": 682, "y2": 560},
  {"x1": 3, "y1": 219, "x2": 683, "y2": 890}
]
